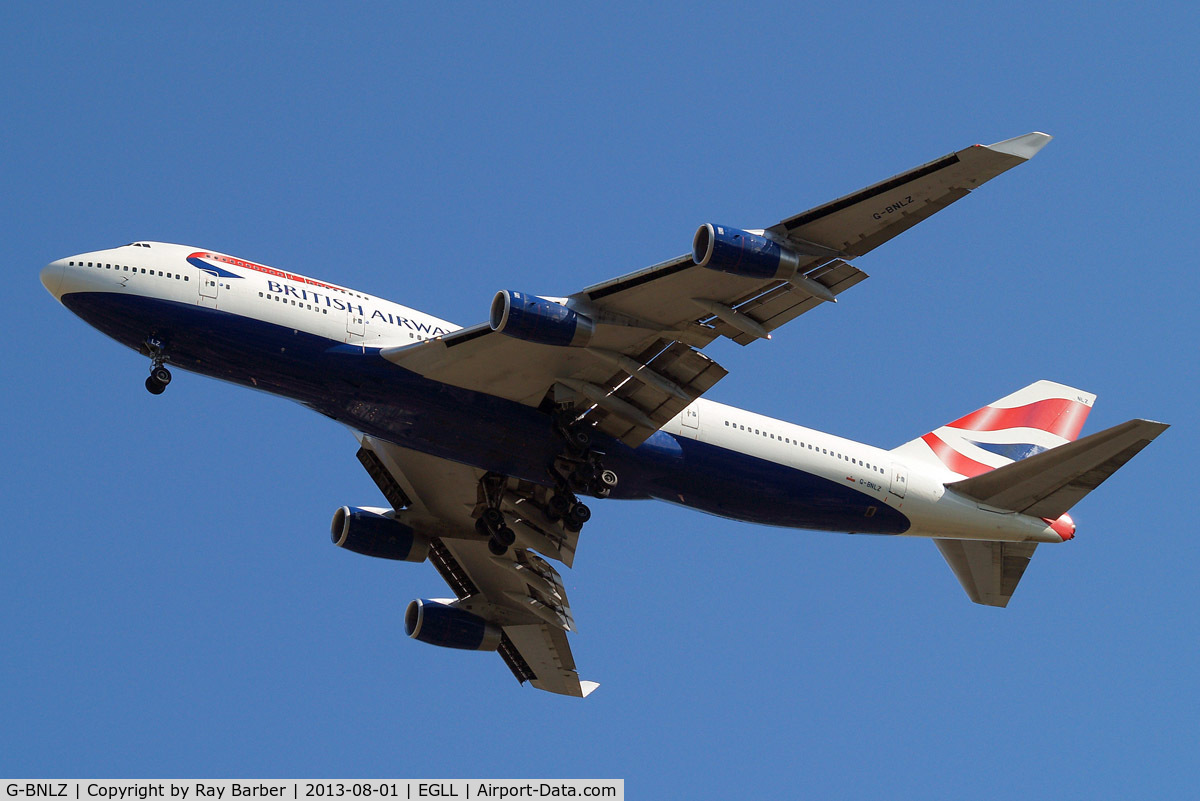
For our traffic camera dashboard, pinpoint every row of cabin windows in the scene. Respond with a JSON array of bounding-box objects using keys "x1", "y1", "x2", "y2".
[
  {"x1": 72, "y1": 261, "x2": 189, "y2": 281},
  {"x1": 319, "y1": 286, "x2": 371, "y2": 300},
  {"x1": 723, "y1": 419, "x2": 886, "y2": 474},
  {"x1": 103, "y1": 245, "x2": 371, "y2": 303},
  {"x1": 259, "y1": 291, "x2": 329, "y2": 314},
  {"x1": 78, "y1": 256, "x2": 377, "y2": 308}
]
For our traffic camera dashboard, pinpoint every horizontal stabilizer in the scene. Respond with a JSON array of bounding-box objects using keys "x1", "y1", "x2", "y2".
[
  {"x1": 934, "y1": 539, "x2": 1037, "y2": 607},
  {"x1": 946, "y1": 419, "x2": 1168, "y2": 518}
]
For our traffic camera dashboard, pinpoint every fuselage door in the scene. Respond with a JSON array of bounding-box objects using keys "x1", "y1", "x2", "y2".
[
  {"x1": 198, "y1": 268, "x2": 218, "y2": 306},
  {"x1": 346, "y1": 303, "x2": 366, "y2": 340},
  {"x1": 889, "y1": 463, "x2": 908, "y2": 499},
  {"x1": 681, "y1": 405, "x2": 699, "y2": 430}
]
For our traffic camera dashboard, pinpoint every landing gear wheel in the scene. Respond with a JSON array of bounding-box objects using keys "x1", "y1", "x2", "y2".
[
  {"x1": 145, "y1": 376, "x2": 166, "y2": 395},
  {"x1": 487, "y1": 538, "x2": 508, "y2": 556},
  {"x1": 565, "y1": 427, "x2": 591, "y2": 453},
  {"x1": 493, "y1": 525, "x2": 516, "y2": 547},
  {"x1": 481, "y1": 507, "x2": 504, "y2": 530},
  {"x1": 600, "y1": 469, "x2": 618, "y2": 489},
  {"x1": 151, "y1": 366, "x2": 172, "y2": 385},
  {"x1": 546, "y1": 493, "x2": 572, "y2": 521},
  {"x1": 566, "y1": 502, "x2": 591, "y2": 530},
  {"x1": 566, "y1": 501, "x2": 595, "y2": 532}
]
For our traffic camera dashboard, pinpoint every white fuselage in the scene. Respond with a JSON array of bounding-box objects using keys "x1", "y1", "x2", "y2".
[{"x1": 40, "y1": 242, "x2": 1069, "y2": 546}]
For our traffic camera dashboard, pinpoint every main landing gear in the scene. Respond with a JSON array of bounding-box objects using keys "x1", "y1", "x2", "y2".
[
  {"x1": 543, "y1": 408, "x2": 616, "y2": 533},
  {"x1": 552, "y1": 409, "x2": 618, "y2": 501},
  {"x1": 472, "y1": 410, "x2": 617, "y2": 556},
  {"x1": 475, "y1": 473, "x2": 518, "y2": 556},
  {"x1": 477, "y1": 505, "x2": 516, "y2": 556},
  {"x1": 143, "y1": 338, "x2": 172, "y2": 395}
]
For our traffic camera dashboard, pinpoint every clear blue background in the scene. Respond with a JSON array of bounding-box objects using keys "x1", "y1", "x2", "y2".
[{"x1": 2, "y1": 2, "x2": 1196, "y2": 797}]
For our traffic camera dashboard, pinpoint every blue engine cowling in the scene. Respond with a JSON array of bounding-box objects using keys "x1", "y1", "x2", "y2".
[
  {"x1": 490, "y1": 290, "x2": 594, "y2": 347},
  {"x1": 404, "y1": 599, "x2": 502, "y2": 651},
  {"x1": 331, "y1": 506, "x2": 429, "y2": 562},
  {"x1": 692, "y1": 223, "x2": 801, "y2": 280}
]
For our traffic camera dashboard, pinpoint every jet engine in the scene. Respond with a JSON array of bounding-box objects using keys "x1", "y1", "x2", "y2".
[
  {"x1": 692, "y1": 223, "x2": 802, "y2": 280},
  {"x1": 330, "y1": 506, "x2": 429, "y2": 562},
  {"x1": 490, "y1": 290, "x2": 594, "y2": 347},
  {"x1": 404, "y1": 599, "x2": 502, "y2": 651}
]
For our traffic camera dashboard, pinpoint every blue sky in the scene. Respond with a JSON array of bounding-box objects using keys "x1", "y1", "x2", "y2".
[{"x1": 2, "y1": 1, "x2": 1197, "y2": 796}]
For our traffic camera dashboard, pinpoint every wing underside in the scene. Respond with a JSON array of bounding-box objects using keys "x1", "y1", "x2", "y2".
[{"x1": 354, "y1": 433, "x2": 597, "y2": 697}]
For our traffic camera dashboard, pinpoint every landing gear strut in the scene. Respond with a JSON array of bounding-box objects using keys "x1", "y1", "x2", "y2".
[
  {"x1": 545, "y1": 407, "x2": 618, "y2": 533},
  {"x1": 143, "y1": 338, "x2": 172, "y2": 395},
  {"x1": 476, "y1": 474, "x2": 517, "y2": 555},
  {"x1": 551, "y1": 409, "x2": 619, "y2": 500},
  {"x1": 472, "y1": 406, "x2": 617, "y2": 553}
]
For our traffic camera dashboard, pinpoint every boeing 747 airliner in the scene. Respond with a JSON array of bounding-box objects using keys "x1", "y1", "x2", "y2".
[{"x1": 40, "y1": 133, "x2": 1167, "y2": 696}]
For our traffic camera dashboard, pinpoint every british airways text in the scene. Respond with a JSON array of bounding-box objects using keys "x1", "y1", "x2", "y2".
[{"x1": 265, "y1": 280, "x2": 451, "y2": 335}]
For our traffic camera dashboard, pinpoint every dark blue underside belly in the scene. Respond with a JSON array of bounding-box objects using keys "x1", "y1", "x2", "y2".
[{"x1": 61, "y1": 291, "x2": 909, "y2": 534}]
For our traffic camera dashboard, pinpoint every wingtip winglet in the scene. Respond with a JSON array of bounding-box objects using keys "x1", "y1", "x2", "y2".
[
  {"x1": 986, "y1": 132, "x2": 1053, "y2": 160},
  {"x1": 580, "y1": 680, "x2": 601, "y2": 697}
]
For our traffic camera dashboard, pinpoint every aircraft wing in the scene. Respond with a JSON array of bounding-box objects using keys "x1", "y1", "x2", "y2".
[
  {"x1": 354, "y1": 432, "x2": 598, "y2": 697},
  {"x1": 384, "y1": 133, "x2": 1051, "y2": 446}
]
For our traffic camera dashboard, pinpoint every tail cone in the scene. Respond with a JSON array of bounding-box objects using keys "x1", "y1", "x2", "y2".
[{"x1": 1045, "y1": 513, "x2": 1076, "y2": 542}]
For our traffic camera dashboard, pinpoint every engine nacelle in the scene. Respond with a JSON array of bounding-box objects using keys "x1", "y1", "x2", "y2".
[
  {"x1": 404, "y1": 599, "x2": 502, "y2": 651},
  {"x1": 692, "y1": 223, "x2": 801, "y2": 280},
  {"x1": 490, "y1": 290, "x2": 594, "y2": 347},
  {"x1": 330, "y1": 506, "x2": 429, "y2": 562}
]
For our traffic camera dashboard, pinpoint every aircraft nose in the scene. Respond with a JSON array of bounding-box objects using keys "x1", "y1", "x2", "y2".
[{"x1": 40, "y1": 259, "x2": 66, "y2": 299}]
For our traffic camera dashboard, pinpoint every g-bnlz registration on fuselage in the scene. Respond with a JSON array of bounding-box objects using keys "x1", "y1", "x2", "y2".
[{"x1": 40, "y1": 133, "x2": 1167, "y2": 697}]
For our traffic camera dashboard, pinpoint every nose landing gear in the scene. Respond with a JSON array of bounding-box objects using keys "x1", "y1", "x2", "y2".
[
  {"x1": 143, "y1": 338, "x2": 172, "y2": 395},
  {"x1": 145, "y1": 365, "x2": 172, "y2": 395}
]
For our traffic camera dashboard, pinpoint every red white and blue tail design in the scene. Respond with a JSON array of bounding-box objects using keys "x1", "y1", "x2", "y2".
[{"x1": 892, "y1": 380, "x2": 1096, "y2": 478}]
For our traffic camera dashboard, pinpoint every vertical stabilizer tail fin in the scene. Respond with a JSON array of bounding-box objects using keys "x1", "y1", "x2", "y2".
[{"x1": 891, "y1": 380, "x2": 1096, "y2": 478}]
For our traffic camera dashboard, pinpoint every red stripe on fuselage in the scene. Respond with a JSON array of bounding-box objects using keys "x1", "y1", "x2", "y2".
[
  {"x1": 945, "y1": 398, "x2": 1090, "y2": 440},
  {"x1": 188, "y1": 251, "x2": 352, "y2": 294},
  {"x1": 921, "y1": 433, "x2": 994, "y2": 477}
]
